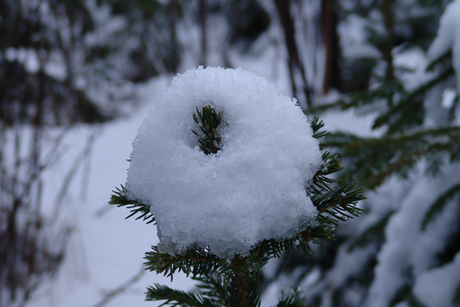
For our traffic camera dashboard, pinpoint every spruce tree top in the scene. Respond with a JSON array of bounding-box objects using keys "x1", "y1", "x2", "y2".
[
  {"x1": 109, "y1": 67, "x2": 364, "y2": 306},
  {"x1": 122, "y1": 67, "x2": 325, "y2": 258}
]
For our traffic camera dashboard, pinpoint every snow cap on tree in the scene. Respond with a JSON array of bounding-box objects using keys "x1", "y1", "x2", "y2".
[{"x1": 126, "y1": 66, "x2": 322, "y2": 258}]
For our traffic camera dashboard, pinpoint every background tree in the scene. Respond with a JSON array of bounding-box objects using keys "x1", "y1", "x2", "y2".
[
  {"x1": 0, "y1": 0, "x2": 141, "y2": 305},
  {"x1": 263, "y1": 1, "x2": 460, "y2": 306}
]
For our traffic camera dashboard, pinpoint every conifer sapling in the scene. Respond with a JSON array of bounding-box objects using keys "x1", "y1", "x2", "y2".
[{"x1": 109, "y1": 67, "x2": 365, "y2": 306}]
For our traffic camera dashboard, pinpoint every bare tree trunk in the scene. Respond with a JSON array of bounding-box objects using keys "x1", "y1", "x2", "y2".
[
  {"x1": 273, "y1": 0, "x2": 313, "y2": 109},
  {"x1": 168, "y1": 0, "x2": 180, "y2": 73},
  {"x1": 321, "y1": 0, "x2": 342, "y2": 94},
  {"x1": 382, "y1": 0, "x2": 395, "y2": 107}
]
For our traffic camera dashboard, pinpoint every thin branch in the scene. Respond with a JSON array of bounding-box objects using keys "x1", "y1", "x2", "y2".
[
  {"x1": 92, "y1": 265, "x2": 146, "y2": 307},
  {"x1": 51, "y1": 127, "x2": 100, "y2": 223}
]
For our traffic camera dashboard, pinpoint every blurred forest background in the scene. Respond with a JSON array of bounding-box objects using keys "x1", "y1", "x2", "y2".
[{"x1": 1, "y1": 0, "x2": 460, "y2": 306}]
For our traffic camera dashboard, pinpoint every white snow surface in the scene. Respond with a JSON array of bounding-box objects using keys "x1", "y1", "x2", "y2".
[
  {"x1": 26, "y1": 77, "x2": 195, "y2": 307},
  {"x1": 338, "y1": 14, "x2": 382, "y2": 59},
  {"x1": 413, "y1": 251, "x2": 460, "y2": 307},
  {"x1": 428, "y1": 0, "x2": 460, "y2": 93},
  {"x1": 364, "y1": 163, "x2": 460, "y2": 307},
  {"x1": 125, "y1": 67, "x2": 322, "y2": 258}
]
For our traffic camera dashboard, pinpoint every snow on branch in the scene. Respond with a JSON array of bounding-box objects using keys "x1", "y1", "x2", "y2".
[{"x1": 124, "y1": 67, "x2": 323, "y2": 258}]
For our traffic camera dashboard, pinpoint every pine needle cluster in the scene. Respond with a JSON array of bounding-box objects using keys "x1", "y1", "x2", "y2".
[{"x1": 191, "y1": 105, "x2": 224, "y2": 155}]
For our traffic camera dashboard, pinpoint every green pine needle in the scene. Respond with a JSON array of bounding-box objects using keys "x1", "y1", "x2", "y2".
[
  {"x1": 192, "y1": 105, "x2": 224, "y2": 155},
  {"x1": 146, "y1": 284, "x2": 221, "y2": 307},
  {"x1": 275, "y1": 288, "x2": 307, "y2": 307},
  {"x1": 193, "y1": 274, "x2": 230, "y2": 306},
  {"x1": 109, "y1": 185, "x2": 155, "y2": 224}
]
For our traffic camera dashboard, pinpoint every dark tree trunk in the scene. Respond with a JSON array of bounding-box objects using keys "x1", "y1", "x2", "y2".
[
  {"x1": 273, "y1": 0, "x2": 312, "y2": 109},
  {"x1": 382, "y1": 0, "x2": 395, "y2": 107},
  {"x1": 168, "y1": 0, "x2": 180, "y2": 73},
  {"x1": 321, "y1": 0, "x2": 342, "y2": 93}
]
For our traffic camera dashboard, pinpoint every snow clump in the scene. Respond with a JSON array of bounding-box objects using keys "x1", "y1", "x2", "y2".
[
  {"x1": 427, "y1": 0, "x2": 460, "y2": 93},
  {"x1": 125, "y1": 66, "x2": 322, "y2": 258}
]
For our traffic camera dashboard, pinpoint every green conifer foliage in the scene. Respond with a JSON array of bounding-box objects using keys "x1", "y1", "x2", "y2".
[
  {"x1": 266, "y1": 1, "x2": 460, "y2": 306},
  {"x1": 192, "y1": 105, "x2": 224, "y2": 155}
]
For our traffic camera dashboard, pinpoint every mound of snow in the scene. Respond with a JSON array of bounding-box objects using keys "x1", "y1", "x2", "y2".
[
  {"x1": 428, "y1": 0, "x2": 460, "y2": 93},
  {"x1": 126, "y1": 67, "x2": 322, "y2": 258}
]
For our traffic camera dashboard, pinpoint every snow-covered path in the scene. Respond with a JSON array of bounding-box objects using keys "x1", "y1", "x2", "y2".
[{"x1": 28, "y1": 77, "x2": 194, "y2": 307}]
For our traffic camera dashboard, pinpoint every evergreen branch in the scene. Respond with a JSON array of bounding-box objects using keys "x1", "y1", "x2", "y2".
[
  {"x1": 372, "y1": 65, "x2": 454, "y2": 134},
  {"x1": 310, "y1": 152, "x2": 366, "y2": 223},
  {"x1": 109, "y1": 185, "x2": 155, "y2": 224},
  {"x1": 348, "y1": 211, "x2": 395, "y2": 252},
  {"x1": 227, "y1": 261, "x2": 262, "y2": 307},
  {"x1": 253, "y1": 166, "x2": 365, "y2": 259},
  {"x1": 426, "y1": 50, "x2": 452, "y2": 71},
  {"x1": 194, "y1": 274, "x2": 230, "y2": 306},
  {"x1": 274, "y1": 288, "x2": 307, "y2": 307},
  {"x1": 251, "y1": 155, "x2": 365, "y2": 259},
  {"x1": 195, "y1": 270, "x2": 262, "y2": 307},
  {"x1": 310, "y1": 116, "x2": 330, "y2": 140},
  {"x1": 192, "y1": 105, "x2": 223, "y2": 155},
  {"x1": 256, "y1": 232, "x2": 316, "y2": 260},
  {"x1": 454, "y1": 282, "x2": 460, "y2": 304},
  {"x1": 405, "y1": 65, "x2": 454, "y2": 101},
  {"x1": 322, "y1": 127, "x2": 460, "y2": 189},
  {"x1": 312, "y1": 179, "x2": 365, "y2": 215},
  {"x1": 315, "y1": 152, "x2": 344, "y2": 177},
  {"x1": 310, "y1": 81, "x2": 403, "y2": 113},
  {"x1": 146, "y1": 284, "x2": 221, "y2": 307},
  {"x1": 146, "y1": 230, "x2": 326, "y2": 286},
  {"x1": 312, "y1": 55, "x2": 455, "y2": 134},
  {"x1": 421, "y1": 182, "x2": 460, "y2": 230},
  {"x1": 255, "y1": 234, "x2": 312, "y2": 259},
  {"x1": 144, "y1": 246, "x2": 224, "y2": 278},
  {"x1": 228, "y1": 256, "x2": 262, "y2": 278},
  {"x1": 146, "y1": 250, "x2": 264, "y2": 307},
  {"x1": 372, "y1": 94, "x2": 423, "y2": 133},
  {"x1": 145, "y1": 246, "x2": 267, "y2": 282},
  {"x1": 195, "y1": 258, "x2": 262, "y2": 307},
  {"x1": 390, "y1": 284, "x2": 428, "y2": 307}
]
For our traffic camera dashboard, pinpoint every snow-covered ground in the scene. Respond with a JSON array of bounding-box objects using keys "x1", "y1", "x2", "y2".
[{"x1": 27, "y1": 77, "x2": 196, "y2": 307}]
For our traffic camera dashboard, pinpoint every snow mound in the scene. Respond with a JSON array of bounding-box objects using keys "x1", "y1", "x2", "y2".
[
  {"x1": 125, "y1": 67, "x2": 322, "y2": 258},
  {"x1": 427, "y1": 0, "x2": 460, "y2": 93}
]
